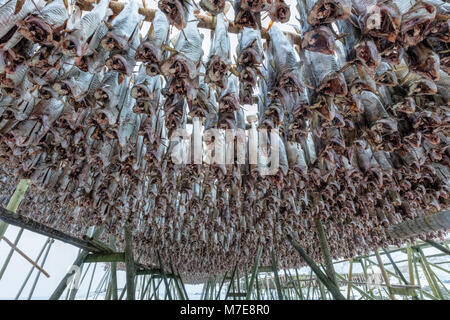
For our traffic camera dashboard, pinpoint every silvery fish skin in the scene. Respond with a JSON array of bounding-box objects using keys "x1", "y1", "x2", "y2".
[
  {"x1": 400, "y1": 1, "x2": 436, "y2": 48},
  {"x1": 18, "y1": 0, "x2": 68, "y2": 45},
  {"x1": 237, "y1": 27, "x2": 263, "y2": 66},
  {"x1": 76, "y1": 23, "x2": 110, "y2": 73},
  {"x1": 52, "y1": 67, "x2": 93, "y2": 101},
  {"x1": 441, "y1": 55, "x2": 450, "y2": 76},
  {"x1": 267, "y1": 24, "x2": 303, "y2": 101},
  {"x1": 0, "y1": 0, "x2": 40, "y2": 41},
  {"x1": 135, "y1": 9, "x2": 169, "y2": 71},
  {"x1": 62, "y1": 0, "x2": 112, "y2": 57},
  {"x1": 101, "y1": 0, "x2": 143, "y2": 51},
  {"x1": 200, "y1": 0, "x2": 226, "y2": 15},
  {"x1": 305, "y1": 50, "x2": 347, "y2": 96},
  {"x1": 161, "y1": 9, "x2": 203, "y2": 81},
  {"x1": 375, "y1": 62, "x2": 398, "y2": 87},
  {"x1": 131, "y1": 64, "x2": 162, "y2": 113},
  {"x1": 268, "y1": 0, "x2": 291, "y2": 23},
  {"x1": 219, "y1": 75, "x2": 240, "y2": 113},
  {"x1": 30, "y1": 97, "x2": 65, "y2": 132},
  {"x1": 0, "y1": 61, "x2": 28, "y2": 89},
  {"x1": 94, "y1": 71, "x2": 121, "y2": 111},
  {"x1": 206, "y1": 13, "x2": 230, "y2": 89},
  {"x1": 190, "y1": 64, "x2": 218, "y2": 118},
  {"x1": 435, "y1": 70, "x2": 450, "y2": 103},
  {"x1": 0, "y1": 37, "x2": 35, "y2": 74},
  {"x1": 307, "y1": 0, "x2": 351, "y2": 26},
  {"x1": 336, "y1": 15, "x2": 361, "y2": 59},
  {"x1": 158, "y1": 0, "x2": 188, "y2": 30},
  {"x1": 105, "y1": 25, "x2": 140, "y2": 76},
  {"x1": 163, "y1": 94, "x2": 187, "y2": 137}
]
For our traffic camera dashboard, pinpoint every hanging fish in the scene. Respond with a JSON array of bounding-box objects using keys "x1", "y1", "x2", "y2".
[
  {"x1": 205, "y1": 13, "x2": 231, "y2": 89},
  {"x1": 158, "y1": 0, "x2": 189, "y2": 30},
  {"x1": 105, "y1": 24, "x2": 140, "y2": 76},
  {"x1": 101, "y1": 0, "x2": 143, "y2": 51},
  {"x1": 399, "y1": 1, "x2": 436, "y2": 48},
  {"x1": 62, "y1": 0, "x2": 112, "y2": 57},
  {"x1": 200, "y1": 0, "x2": 226, "y2": 15},
  {"x1": 135, "y1": 9, "x2": 170, "y2": 76},
  {"x1": 234, "y1": 0, "x2": 260, "y2": 29},
  {"x1": 268, "y1": 0, "x2": 290, "y2": 23},
  {"x1": 18, "y1": 0, "x2": 68, "y2": 45},
  {"x1": 0, "y1": 0, "x2": 40, "y2": 44}
]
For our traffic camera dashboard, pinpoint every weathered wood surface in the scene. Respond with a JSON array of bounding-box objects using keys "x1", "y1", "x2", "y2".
[
  {"x1": 0, "y1": 206, "x2": 111, "y2": 253},
  {"x1": 388, "y1": 210, "x2": 450, "y2": 239}
]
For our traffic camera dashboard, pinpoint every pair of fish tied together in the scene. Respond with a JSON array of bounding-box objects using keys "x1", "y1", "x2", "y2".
[{"x1": 0, "y1": 0, "x2": 449, "y2": 282}]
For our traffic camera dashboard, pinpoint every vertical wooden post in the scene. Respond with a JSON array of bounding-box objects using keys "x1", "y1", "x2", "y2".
[
  {"x1": 246, "y1": 246, "x2": 262, "y2": 300},
  {"x1": 28, "y1": 239, "x2": 54, "y2": 299},
  {"x1": 49, "y1": 250, "x2": 89, "y2": 300},
  {"x1": 15, "y1": 238, "x2": 50, "y2": 299},
  {"x1": 374, "y1": 249, "x2": 395, "y2": 300},
  {"x1": 314, "y1": 216, "x2": 338, "y2": 286},
  {"x1": 347, "y1": 259, "x2": 353, "y2": 300},
  {"x1": 286, "y1": 234, "x2": 345, "y2": 300},
  {"x1": 109, "y1": 236, "x2": 118, "y2": 300},
  {"x1": 124, "y1": 223, "x2": 135, "y2": 300},
  {"x1": 382, "y1": 248, "x2": 409, "y2": 285},
  {"x1": 271, "y1": 250, "x2": 284, "y2": 300},
  {"x1": 224, "y1": 264, "x2": 238, "y2": 300},
  {"x1": 0, "y1": 179, "x2": 30, "y2": 240},
  {"x1": 0, "y1": 228, "x2": 24, "y2": 280}
]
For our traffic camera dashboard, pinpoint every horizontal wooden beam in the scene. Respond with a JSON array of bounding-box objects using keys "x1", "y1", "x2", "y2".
[
  {"x1": 76, "y1": 0, "x2": 302, "y2": 45},
  {"x1": 227, "y1": 292, "x2": 247, "y2": 297},
  {"x1": 388, "y1": 210, "x2": 450, "y2": 239},
  {"x1": 0, "y1": 206, "x2": 111, "y2": 254},
  {"x1": 135, "y1": 267, "x2": 175, "y2": 278},
  {"x1": 85, "y1": 252, "x2": 125, "y2": 263}
]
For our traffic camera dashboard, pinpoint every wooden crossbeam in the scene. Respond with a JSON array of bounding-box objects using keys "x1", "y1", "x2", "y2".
[
  {"x1": 0, "y1": 206, "x2": 111, "y2": 253},
  {"x1": 388, "y1": 210, "x2": 450, "y2": 239},
  {"x1": 1, "y1": 236, "x2": 50, "y2": 278},
  {"x1": 85, "y1": 252, "x2": 125, "y2": 263},
  {"x1": 76, "y1": 0, "x2": 302, "y2": 45}
]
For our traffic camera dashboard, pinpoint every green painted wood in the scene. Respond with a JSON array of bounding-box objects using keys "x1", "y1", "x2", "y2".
[
  {"x1": 270, "y1": 250, "x2": 284, "y2": 300},
  {"x1": 157, "y1": 251, "x2": 172, "y2": 300},
  {"x1": 28, "y1": 239, "x2": 54, "y2": 300},
  {"x1": 425, "y1": 240, "x2": 450, "y2": 255},
  {"x1": 246, "y1": 246, "x2": 262, "y2": 300},
  {"x1": 287, "y1": 234, "x2": 345, "y2": 300},
  {"x1": 84, "y1": 252, "x2": 125, "y2": 263},
  {"x1": 15, "y1": 238, "x2": 50, "y2": 299},
  {"x1": 0, "y1": 228, "x2": 24, "y2": 280},
  {"x1": 382, "y1": 248, "x2": 409, "y2": 285},
  {"x1": 49, "y1": 250, "x2": 89, "y2": 300},
  {"x1": 124, "y1": 223, "x2": 135, "y2": 300},
  {"x1": 314, "y1": 217, "x2": 338, "y2": 286},
  {"x1": 224, "y1": 264, "x2": 238, "y2": 300},
  {"x1": 0, "y1": 179, "x2": 30, "y2": 240}
]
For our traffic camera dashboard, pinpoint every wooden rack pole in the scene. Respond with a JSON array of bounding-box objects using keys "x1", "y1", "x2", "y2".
[{"x1": 1, "y1": 236, "x2": 50, "y2": 278}]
